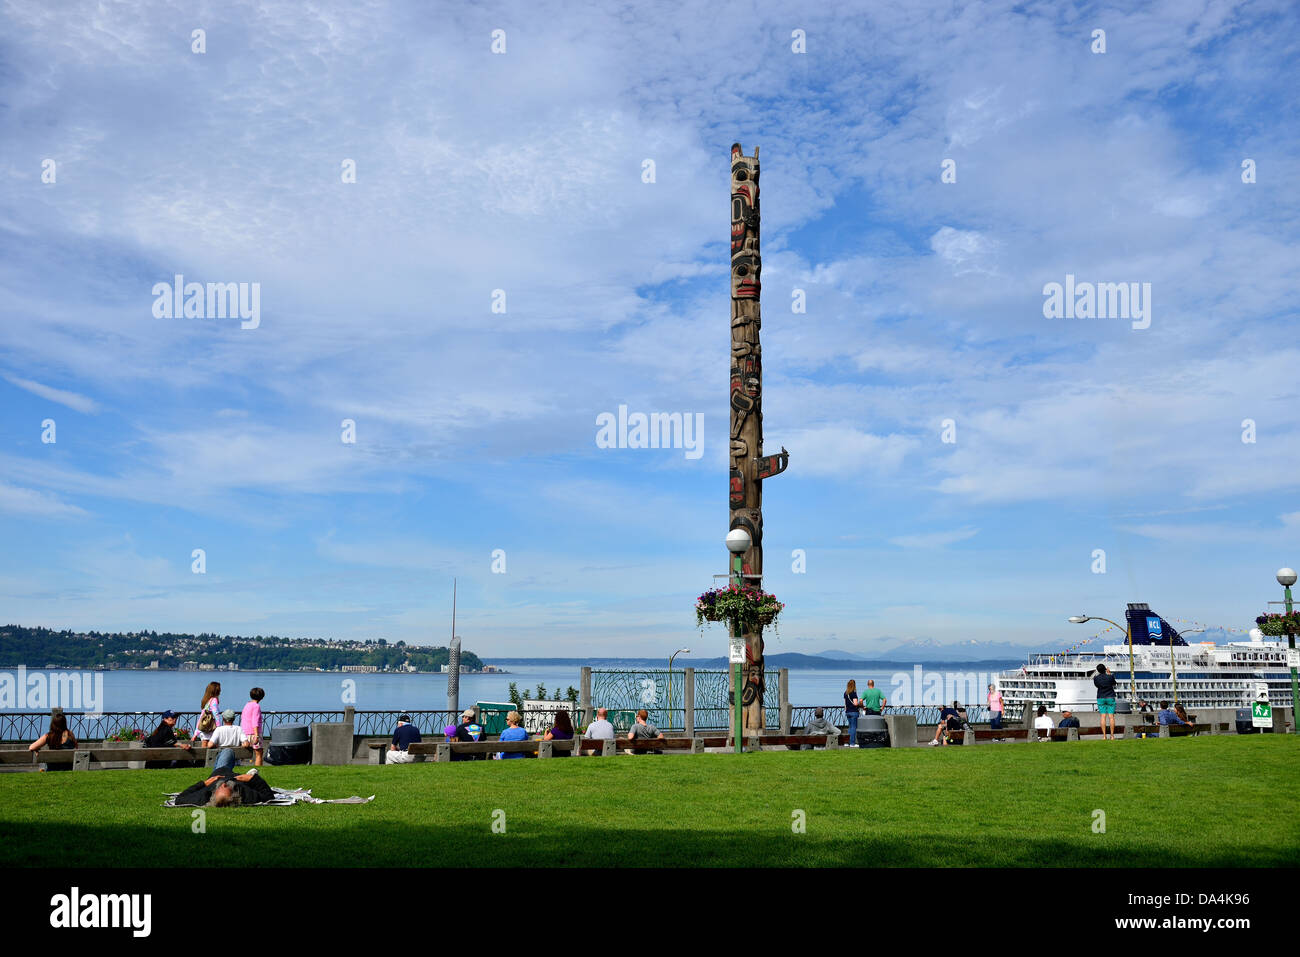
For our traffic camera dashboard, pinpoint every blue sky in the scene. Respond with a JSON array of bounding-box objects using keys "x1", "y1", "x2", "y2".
[{"x1": 1, "y1": 0, "x2": 1297, "y2": 657}]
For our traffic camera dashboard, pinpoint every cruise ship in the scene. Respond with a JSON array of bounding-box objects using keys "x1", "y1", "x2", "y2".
[{"x1": 996, "y1": 603, "x2": 1295, "y2": 715}]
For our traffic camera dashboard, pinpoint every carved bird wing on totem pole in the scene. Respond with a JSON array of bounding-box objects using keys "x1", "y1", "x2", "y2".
[{"x1": 756, "y1": 446, "x2": 789, "y2": 481}]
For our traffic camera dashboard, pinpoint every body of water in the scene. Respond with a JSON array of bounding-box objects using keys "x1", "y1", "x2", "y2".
[{"x1": 4, "y1": 663, "x2": 1021, "y2": 714}]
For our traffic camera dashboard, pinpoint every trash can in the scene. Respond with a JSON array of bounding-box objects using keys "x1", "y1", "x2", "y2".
[
  {"x1": 857, "y1": 714, "x2": 890, "y2": 748},
  {"x1": 267, "y1": 723, "x2": 311, "y2": 765},
  {"x1": 1235, "y1": 708, "x2": 1261, "y2": 734}
]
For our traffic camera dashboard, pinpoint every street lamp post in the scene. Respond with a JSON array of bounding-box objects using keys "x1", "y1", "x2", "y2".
[
  {"x1": 1069, "y1": 615, "x2": 1134, "y2": 704},
  {"x1": 726, "y1": 528, "x2": 751, "y2": 753},
  {"x1": 667, "y1": 647, "x2": 690, "y2": 728},
  {"x1": 1279, "y1": 568, "x2": 1299, "y2": 735},
  {"x1": 1171, "y1": 628, "x2": 1208, "y2": 706}
]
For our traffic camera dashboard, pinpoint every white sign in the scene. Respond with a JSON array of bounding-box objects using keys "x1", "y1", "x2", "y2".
[
  {"x1": 1254, "y1": 681, "x2": 1270, "y2": 700},
  {"x1": 729, "y1": 639, "x2": 745, "y2": 664},
  {"x1": 1252, "y1": 700, "x2": 1272, "y2": 729},
  {"x1": 1287, "y1": 648, "x2": 1300, "y2": 669},
  {"x1": 521, "y1": 699, "x2": 577, "y2": 734}
]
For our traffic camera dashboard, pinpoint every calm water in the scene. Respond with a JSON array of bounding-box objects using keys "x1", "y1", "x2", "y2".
[{"x1": 9, "y1": 664, "x2": 1019, "y2": 713}]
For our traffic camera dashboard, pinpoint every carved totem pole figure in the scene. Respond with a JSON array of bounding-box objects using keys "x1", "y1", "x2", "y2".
[{"x1": 729, "y1": 142, "x2": 788, "y2": 736}]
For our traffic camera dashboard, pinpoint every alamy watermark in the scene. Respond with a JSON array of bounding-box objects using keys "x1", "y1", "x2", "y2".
[
  {"x1": 152, "y1": 274, "x2": 260, "y2": 329},
  {"x1": 595, "y1": 405, "x2": 703, "y2": 460},
  {"x1": 1042, "y1": 274, "x2": 1150, "y2": 330},
  {"x1": 0, "y1": 666, "x2": 103, "y2": 713},
  {"x1": 888, "y1": 666, "x2": 1000, "y2": 706}
]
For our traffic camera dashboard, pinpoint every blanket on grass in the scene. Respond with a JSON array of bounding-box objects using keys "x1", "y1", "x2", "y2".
[{"x1": 163, "y1": 787, "x2": 375, "y2": 807}]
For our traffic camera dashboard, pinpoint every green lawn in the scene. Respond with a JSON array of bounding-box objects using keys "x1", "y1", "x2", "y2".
[{"x1": 3, "y1": 736, "x2": 1296, "y2": 867}]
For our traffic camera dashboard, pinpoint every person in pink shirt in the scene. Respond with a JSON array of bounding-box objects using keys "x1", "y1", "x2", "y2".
[
  {"x1": 987, "y1": 683, "x2": 1004, "y2": 732},
  {"x1": 240, "y1": 687, "x2": 266, "y2": 767}
]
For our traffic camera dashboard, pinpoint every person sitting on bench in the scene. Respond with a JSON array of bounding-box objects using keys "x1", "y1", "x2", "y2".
[
  {"x1": 386, "y1": 714, "x2": 422, "y2": 764},
  {"x1": 801, "y1": 708, "x2": 840, "y2": 749},
  {"x1": 1058, "y1": 710, "x2": 1081, "y2": 730},
  {"x1": 206, "y1": 709, "x2": 248, "y2": 773},
  {"x1": 28, "y1": 713, "x2": 77, "y2": 772},
  {"x1": 929, "y1": 701, "x2": 963, "y2": 746},
  {"x1": 583, "y1": 707, "x2": 616, "y2": 755},
  {"x1": 144, "y1": 710, "x2": 196, "y2": 768},
  {"x1": 174, "y1": 766, "x2": 273, "y2": 807},
  {"x1": 1157, "y1": 701, "x2": 1190, "y2": 727},
  {"x1": 627, "y1": 709, "x2": 665, "y2": 753},
  {"x1": 1034, "y1": 705, "x2": 1055, "y2": 741}
]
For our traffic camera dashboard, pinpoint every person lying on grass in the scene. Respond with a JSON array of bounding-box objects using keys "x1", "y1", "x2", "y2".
[{"x1": 173, "y1": 765, "x2": 274, "y2": 807}]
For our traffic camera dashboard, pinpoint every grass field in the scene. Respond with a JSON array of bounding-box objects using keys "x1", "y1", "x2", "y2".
[{"x1": 3, "y1": 736, "x2": 1296, "y2": 867}]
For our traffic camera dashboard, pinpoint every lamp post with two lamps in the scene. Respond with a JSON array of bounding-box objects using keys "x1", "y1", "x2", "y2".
[
  {"x1": 1278, "y1": 567, "x2": 1299, "y2": 735},
  {"x1": 1068, "y1": 614, "x2": 1134, "y2": 704},
  {"x1": 725, "y1": 527, "x2": 751, "y2": 754}
]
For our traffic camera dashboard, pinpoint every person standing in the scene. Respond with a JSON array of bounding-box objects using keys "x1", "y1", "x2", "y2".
[
  {"x1": 1093, "y1": 664, "x2": 1118, "y2": 740},
  {"x1": 843, "y1": 680, "x2": 862, "y2": 748},
  {"x1": 987, "y1": 683, "x2": 1004, "y2": 732},
  {"x1": 860, "y1": 680, "x2": 886, "y2": 715},
  {"x1": 195, "y1": 681, "x2": 222, "y2": 747},
  {"x1": 240, "y1": 687, "x2": 266, "y2": 767}
]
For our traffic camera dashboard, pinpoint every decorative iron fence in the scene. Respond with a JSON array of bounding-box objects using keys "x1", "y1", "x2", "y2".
[
  {"x1": 589, "y1": 668, "x2": 781, "y2": 732},
  {"x1": 0, "y1": 710, "x2": 461, "y2": 743},
  {"x1": 0, "y1": 703, "x2": 999, "y2": 743}
]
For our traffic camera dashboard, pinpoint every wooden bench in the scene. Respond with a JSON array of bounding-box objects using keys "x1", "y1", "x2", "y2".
[
  {"x1": 2, "y1": 746, "x2": 256, "y2": 770},
  {"x1": 1129, "y1": 723, "x2": 1197, "y2": 738},
  {"x1": 371, "y1": 733, "x2": 850, "y2": 761}
]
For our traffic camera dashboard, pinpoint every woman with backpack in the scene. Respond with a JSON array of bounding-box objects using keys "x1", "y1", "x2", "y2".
[{"x1": 196, "y1": 681, "x2": 222, "y2": 746}]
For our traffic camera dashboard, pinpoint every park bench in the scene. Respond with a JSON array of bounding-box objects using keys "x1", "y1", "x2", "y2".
[
  {"x1": 1128, "y1": 723, "x2": 1197, "y2": 738},
  {"x1": 1, "y1": 746, "x2": 256, "y2": 770},
  {"x1": 370, "y1": 732, "x2": 851, "y2": 761}
]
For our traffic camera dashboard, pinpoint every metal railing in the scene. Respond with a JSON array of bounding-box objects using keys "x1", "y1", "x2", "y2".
[{"x1": 1, "y1": 704, "x2": 1002, "y2": 743}]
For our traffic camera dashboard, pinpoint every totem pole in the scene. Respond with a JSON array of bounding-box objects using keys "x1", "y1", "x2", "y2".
[{"x1": 729, "y1": 143, "x2": 789, "y2": 735}]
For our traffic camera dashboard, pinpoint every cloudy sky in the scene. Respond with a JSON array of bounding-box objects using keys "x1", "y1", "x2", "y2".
[{"x1": 1, "y1": 0, "x2": 1296, "y2": 658}]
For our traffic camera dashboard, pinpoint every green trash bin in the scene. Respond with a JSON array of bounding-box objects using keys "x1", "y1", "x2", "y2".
[{"x1": 476, "y1": 702, "x2": 515, "y2": 735}]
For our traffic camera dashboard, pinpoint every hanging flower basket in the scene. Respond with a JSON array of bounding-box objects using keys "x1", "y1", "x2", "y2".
[
  {"x1": 1255, "y1": 612, "x2": 1300, "y2": 637},
  {"x1": 696, "y1": 584, "x2": 784, "y2": 634}
]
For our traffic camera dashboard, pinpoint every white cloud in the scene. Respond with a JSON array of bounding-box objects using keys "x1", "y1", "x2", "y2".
[
  {"x1": 0, "y1": 483, "x2": 87, "y2": 519},
  {"x1": 2, "y1": 374, "x2": 99, "y2": 413},
  {"x1": 889, "y1": 527, "x2": 979, "y2": 549}
]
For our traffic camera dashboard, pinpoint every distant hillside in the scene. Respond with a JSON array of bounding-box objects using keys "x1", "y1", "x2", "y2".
[
  {"x1": 0, "y1": 624, "x2": 482, "y2": 673},
  {"x1": 489, "y1": 653, "x2": 1023, "y2": 670}
]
